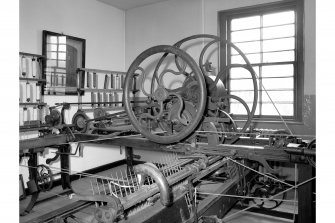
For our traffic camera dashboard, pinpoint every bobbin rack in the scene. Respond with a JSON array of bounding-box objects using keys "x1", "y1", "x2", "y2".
[
  {"x1": 75, "y1": 68, "x2": 127, "y2": 113},
  {"x1": 19, "y1": 52, "x2": 48, "y2": 130}
]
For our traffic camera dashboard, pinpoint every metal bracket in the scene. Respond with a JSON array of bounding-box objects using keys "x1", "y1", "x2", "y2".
[{"x1": 246, "y1": 152, "x2": 280, "y2": 173}]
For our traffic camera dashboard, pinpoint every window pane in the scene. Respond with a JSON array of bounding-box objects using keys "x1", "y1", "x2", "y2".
[
  {"x1": 261, "y1": 103, "x2": 293, "y2": 116},
  {"x1": 47, "y1": 44, "x2": 57, "y2": 51},
  {"x1": 232, "y1": 41, "x2": 260, "y2": 54},
  {"x1": 263, "y1": 11, "x2": 295, "y2": 27},
  {"x1": 47, "y1": 59, "x2": 56, "y2": 67},
  {"x1": 59, "y1": 36, "x2": 66, "y2": 44},
  {"x1": 58, "y1": 53, "x2": 66, "y2": 60},
  {"x1": 263, "y1": 50, "x2": 294, "y2": 63},
  {"x1": 59, "y1": 44, "x2": 66, "y2": 52},
  {"x1": 261, "y1": 77, "x2": 293, "y2": 90},
  {"x1": 231, "y1": 53, "x2": 260, "y2": 64},
  {"x1": 231, "y1": 29, "x2": 260, "y2": 42},
  {"x1": 231, "y1": 16, "x2": 260, "y2": 31},
  {"x1": 230, "y1": 66, "x2": 259, "y2": 79},
  {"x1": 231, "y1": 102, "x2": 260, "y2": 116},
  {"x1": 262, "y1": 90, "x2": 294, "y2": 102},
  {"x1": 230, "y1": 90, "x2": 257, "y2": 103},
  {"x1": 262, "y1": 64, "x2": 294, "y2": 78},
  {"x1": 230, "y1": 78, "x2": 255, "y2": 91},
  {"x1": 47, "y1": 52, "x2": 57, "y2": 60},
  {"x1": 47, "y1": 36, "x2": 58, "y2": 44},
  {"x1": 58, "y1": 60, "x2": 66, "y2": 68},
  {"x1": 263, "y1": 24, "x2": 295, "y2": 39},
  {"x1": 263, "y1": 37, "x2": 295, "y2": 52}
]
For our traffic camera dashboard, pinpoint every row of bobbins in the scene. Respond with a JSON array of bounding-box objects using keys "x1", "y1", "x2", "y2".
[
  {"x1": 19, "y1": 106, "x2": 50, "y2": 126},
  {"x1": 90, "y1": 92, "x2": 122, "y2": 108},
  {"x1": 19, "y1": 82, "x2": 41, "y2": 103},
  {"x1": 86, "y1": 72, "x2": 124, "y2": 90},
  {"x1": 19, "y1": 55, "x2": 42, "y2": 79}
]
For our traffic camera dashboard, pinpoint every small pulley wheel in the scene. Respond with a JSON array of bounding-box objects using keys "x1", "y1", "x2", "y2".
[
  {"x1": 93, "y1": 107, "x2": 107, "y2": 119},
  {"x1": 248, "y1": 173, "x2": 286, "y2": 210},
  {"x1": 72, "y1": 110, "x2": 89, "y2": 133},
  {"x1": 36, "y1": 164, "x2": 53, "y2": 192}
]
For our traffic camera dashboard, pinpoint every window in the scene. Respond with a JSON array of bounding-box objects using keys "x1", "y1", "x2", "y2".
[
  {"x1": 219, "y1": 1, "x2": 303, "y2": 121},
  {"x1": 42, "y1": 30, "x2": 86, "y2": 95}
]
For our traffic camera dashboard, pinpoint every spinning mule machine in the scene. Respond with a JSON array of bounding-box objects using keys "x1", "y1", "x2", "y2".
[{"x1": 19, "y1": 34, "x2": 316, "y2": 223}]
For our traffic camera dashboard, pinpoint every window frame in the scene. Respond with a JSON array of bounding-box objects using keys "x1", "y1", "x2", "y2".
[{"x1": 218, "y1": 0, "x2": 304, "y2": 122}]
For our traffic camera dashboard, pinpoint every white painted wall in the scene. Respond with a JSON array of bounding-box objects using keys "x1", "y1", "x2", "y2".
[
  {"x1": 125, "y1": 0, "x2": 316, "y2": 181},
  {"x1": 125, "y1": 0, "x2": 316, "y2": 134},
  {"x1": 19, "y1": 0, "x2": 126, "y2": 185}
]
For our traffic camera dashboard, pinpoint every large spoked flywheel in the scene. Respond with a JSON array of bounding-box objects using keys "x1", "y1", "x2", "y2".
[{"x1": 123, "y1": 45, "x2": 207, "y2": 144}]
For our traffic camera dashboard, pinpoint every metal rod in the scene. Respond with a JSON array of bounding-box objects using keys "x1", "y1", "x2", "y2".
[
  {"x1": 196, "y1": 192, "x2": 296, "y2": 203},
  {"x1": 102, "y1": 179, "x2": 107, "y2": 195},
  {"x1": 120, "y1": 170, "x2": 128, "y2": 196},
  {"x1": 115, "y1": 171, "x2": 123, "y2": 197},
  {"x1": 111, "y1": 173, "x2": 118, "y2": 196}
]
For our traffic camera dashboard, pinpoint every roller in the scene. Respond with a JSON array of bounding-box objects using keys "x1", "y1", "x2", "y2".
[
  {"x1": 23, "y1": 108, "x2": 28, "y2": 124},
  {"x1": 32, "y1": 58, "x2": 37, "y2": 78},
  {"x1": 21, "y1": 56, "x2": 27, "y2": 77},
  {"x1": 111, "y1": 74, "x2": 114, "y2": 89},
  {"x1": 27, "y1": 57, "x2": 32, "y2": 78},
  {"x1": 20, "y1": 83, "x2": 26, "y2": 103},
  {"x1": 109, "y1": 93, "x2": 114, "y2": 108},
  {"x1": 30, "y1": 84, "x2": 35, "y2": 103},
  {"x1": 33, "y1": 107, "x2": 38, "y2": 120},
  {"x1": 26, "y1": 83, "x2": 31, "y2": 102},
  {"x1": 87, "y1": 72, "x2": 91, "y2": 88},
  {"x1": 40, "y1": 106, "x2": 50, "y2": 123},
  {"x1": 36, "y1": 58, "x2": 41, "y2": 79},
  {"x1": 93, "y1": 72, "x2": 97, "y2": 88},
  {"x1": 27, "y1": 108, "x2": 32, "y2": 122},
  {"x1": 97, "y1": 92, "x2": 102, "y2": 107},
  {"x1": 19, "y1": 108, "x2": 24, "y2": 126},
  {"x1": 19, "y1": 55, "x2": 22, "y2": 77},
  {"x1": 36, "y1": 85, "x2": 41, "y2": 102},
  {"x1": 104, "y1": 74, "x2": 110, "y2": 89},
  {"x1": 121, "y1": 74, "x2": 125, "y2": 89},
  {"x1": 91, "y1": 92, "x2": 95, "y2": 107},
  {"x1": 114, "y1": 92, "x2": 119, "y2": 107},
  {"x1": 104, "y1": 92, "x2": 108, "y2": 107},
  {"x1": 115, "y1": 74, "x2": 120, "y2": 89}
]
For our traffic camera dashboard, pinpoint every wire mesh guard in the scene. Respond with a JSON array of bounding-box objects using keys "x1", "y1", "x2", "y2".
[{"x1": 83, "y1": 153, "x2": 191, "y2": 221}]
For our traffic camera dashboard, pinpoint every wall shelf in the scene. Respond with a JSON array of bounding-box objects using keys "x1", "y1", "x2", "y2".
[
  {"x1": 79, "y1": 88, "x2": 123, "y2": 93},
  {"x1": 19, "y1": 52, "x2": 46, "y2": 127},
  {"x1": 80, "y1": 107, "x2": 124, "y2": 113},
  {"x1": 19, "y1": 78, "x2": 46, "y2": 83},
  {"x1": 20, "y1": 102, "x2": 47, "y2": 106}
]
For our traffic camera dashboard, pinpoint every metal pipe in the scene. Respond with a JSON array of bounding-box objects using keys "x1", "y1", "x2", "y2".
[{"x1": 133, "y1": 164, "x2": 171, "y2": 206}]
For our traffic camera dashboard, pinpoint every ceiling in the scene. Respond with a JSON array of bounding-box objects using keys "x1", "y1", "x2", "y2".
[{"x1": 97, "y1": 0, "x2": 169, "y2": 10}]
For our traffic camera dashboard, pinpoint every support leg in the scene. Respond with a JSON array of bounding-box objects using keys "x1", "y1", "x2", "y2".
[
  {"x1": 298, "y1": 164, "x2": 315, "y2": 223},
  {"x1": 60, "y1": 145, "x2": 72, "y2": 190},
  {"x1": 20, "y1": 152, "x2": 39, "y2": 216}
]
